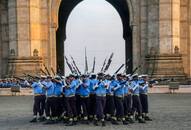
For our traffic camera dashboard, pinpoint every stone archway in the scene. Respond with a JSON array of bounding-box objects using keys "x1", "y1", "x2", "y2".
[{"x1": 50, "y1": 0, "x2": 137, "y2": 74}]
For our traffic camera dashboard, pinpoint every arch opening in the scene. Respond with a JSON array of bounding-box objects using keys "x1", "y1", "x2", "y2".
[{"x1": 56, "y1": 0, "x2": 132, "y2": 75}]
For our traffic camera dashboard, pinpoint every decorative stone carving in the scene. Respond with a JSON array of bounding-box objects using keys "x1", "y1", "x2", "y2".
[
  {"x1": 33, "y1": 49, "x2": 39, "y2": 57},
  {"x1": 10, "y1": 49, "x2": 16, "y2": 56},
  {"x1": 174, "y1": 46, "x2": 179, "y2": 54}
]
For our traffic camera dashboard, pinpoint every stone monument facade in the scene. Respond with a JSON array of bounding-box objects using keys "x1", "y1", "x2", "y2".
[{"x1": 0, "y1": 0, "x2": 190, "y2": 80}]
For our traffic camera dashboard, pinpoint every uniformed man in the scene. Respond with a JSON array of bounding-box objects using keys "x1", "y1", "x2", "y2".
[
  {"x1": 123, "y1": 74, "x2": 134, "y2": 123},
  {"x1": 113, "y1": 74, "x2": 128, "y2": 125},
  {"x1": 139, "y1": 75, "x2": 152, "y2": 121},
  {"x1": 52, "y1": 76, "x2": 64, "y2": 122},
  {"x1": 78, "y1": 74, "x2": 90, "y2": 124},
  {"x1": 75, "y1": 75, "x2": 82, "y2": 120},
  {"x1": 93, "y1": 73, "x2": 107, "y2": 126},
  {"x1": 38, "y1": 75, "x2": 47, "y2": 122},
  {"x1": 88, "y1": 74, "x2": 98, "y2": 121},
  {"x1": 44, "y1": 76, "x2": 55, "y2": 124},
  {"x1": 30, "y1": 76, "x2": 46, "y2": 123},
  {"x1": 129, "y1": 74, "x2": 145, "y2": 123},
  {"x1": 104, "y1": 75, "x2": 119, "y2": 125},
  {"x1": 63, "y1": 74, "x2": 78, "y2": 126}
]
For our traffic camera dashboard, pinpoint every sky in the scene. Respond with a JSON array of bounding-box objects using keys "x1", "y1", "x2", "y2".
[{"x1": 64, "y1": 0, "x2": 125, "y2": 75}]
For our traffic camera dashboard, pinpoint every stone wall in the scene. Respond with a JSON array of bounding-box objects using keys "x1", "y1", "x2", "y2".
[
  {"x1": 0, "y1": 0, "x2": 9, "y2": 78},
  {"x1": 180, "y1": 0, "x2": 190, "y2": 76},
  {"x1": 140, "y1": 0, "x2": 160, "y2": 73},
  {"x1": 0, "y1": 0, "x2": 191, "y2": 79},
  {"x1": 6, "y1": 0, "x2": 48, "y2": 77}
]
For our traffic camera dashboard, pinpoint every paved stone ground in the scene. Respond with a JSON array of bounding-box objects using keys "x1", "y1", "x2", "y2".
[{"x1": 0, "y1": 94, "x2": 191, "y2": 130}]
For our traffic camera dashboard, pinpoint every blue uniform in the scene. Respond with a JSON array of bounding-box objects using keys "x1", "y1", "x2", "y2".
[
  {"x1": 31, "y1": 81, "x2": 44, "y2": 95},
  {"x1": 130, "y1": 80, "x2": 140, "y2": 95},
  {"x1": 53, "y1": 81, "x2": 63, "y2": 97},
  {"x1": 79, "y1": 79, "x2": 90, "y2": 97},
  {"x1": 31, "y1": 81, "x2": 46, "y2": 118},
  {"x1": 64, "y1": 80, "x2": 76, "y2": 97},
  {"x1": 124, "y1": 81, "x2": 130, "y2": 95},
  {"x1": 44, "y1": 81, "x2": 54, "y2": 97},
  {"x1": 131, "y1": 79, "x2": 144, "y2": 117},
  {"x1": 94, "y1": 81, "x2": 106, "y2": 97},
  {"x1": 75, "y1": 79, "x2": 81, "y2": 95},
  {"x1": 40, "y1": 80, "x2": 47, "y2": 95},
  {"x1": 89, "y1": 79, "x2": 98, "y2": 94},
  {"x1": 139, "y1": 81, "x2": 148, "y2": 94},
  {"x1": 107, "y1": 80, "x2": 117, "y2": 95},
  {"x1": 114, "y1": 80, "x2": 126, "y2": 97}
]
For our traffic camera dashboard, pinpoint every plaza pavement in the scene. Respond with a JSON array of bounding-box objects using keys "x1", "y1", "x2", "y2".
[{"x1": 0, "y1": 94, "x2": 191, "y2": 130}]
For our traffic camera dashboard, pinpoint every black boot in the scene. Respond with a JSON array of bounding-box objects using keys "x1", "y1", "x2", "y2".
[
  {"x1": 82, "y1": 120, "x2": 89, "y2": 124},
  {"x1": 111, "y1": 119, "x2": 119, "y2": 125},
  {"x1": 123, "y1": 120, "x2": 128, "y2": 125},
  {"x1": 138, "y1": 117, "x2": 146, "y2": 123},
  {"x1": 44, "y1": 119, "x2": 54, "y2": 125},
  {"x1": 101, "y1": 121, "x2": 106, "y2": 127},
  {"x1": 65, "y1": 121, "x2": 74, "y2": 126},
  {"x1": 93, "y1": 120, "x2": 99, "y2": 126},
  {"x1": 65, "y1": 118, "x2": 74, "y2": 126},
  {"x1": 144, "y1": 116, "x2": 152, "y2": 121},
  {"x1": 135, "y1": 114, "x2": 139, "y2": 121},
  {"x1": 128, "y1": 116, "x2": 135, "y2": 123},
  {"x1": 30, "y1": 117, "x2": 37, "y2": 123},
  {"x1": 81, "y1": 117, "x2": 89, "y2": 124},
  {"x1": 38, "y1": 116, "x2": 46, "y2": 122}
]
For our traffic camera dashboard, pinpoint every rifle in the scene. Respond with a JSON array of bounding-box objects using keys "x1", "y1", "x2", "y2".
[
  {"x1": 123, "y1": 59, "x2": 130, "y2": 74},
  {"x1": 149, "y1": 78, "x2": 170, "y2": 85},
  {"x1": 43, "y1": 64, "x2": 51, "y2": 76},
  {"x1": 84, "y1": 47, "x2": 88, "y2": 74},
  {"x1": 70, "y1": 55, "x2": 81, "y2": 75},
  {"x1": 40, "y1": 68, "x2": 47, "y2": 75},
  {"x1": 113, "y1": 64, "x2": 125, "y2": 75},
  {"x1": 131, "y1": 65, "x2": 141, "y2": 76},
  {"x1": 51, "y1": 67, "x2": 56, "y2": 76},
  {"x1": 91, "y1": 57, "x2": 96, "y2": 73},
  {"x1": 23, "y1": 73, "x2": 37, "y2": 80},
  {"x1": 14, "y1": 76, "x2": 25, "y2": 81},
  {"x1": 103, "y1": 52, "x2": 114, "y2": 73},
  {"x1": 71, "y1": 63, "x2": 78, "y2": 75},
  {"x1": 65, "y1": 56, "x2": 74, "y2": 74},
  {"x1": 101, "y1": 57, "x2": 107, "y2": 72}
]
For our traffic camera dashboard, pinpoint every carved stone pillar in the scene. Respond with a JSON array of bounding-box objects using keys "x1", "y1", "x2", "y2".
[
  {"x1": 145, "y1": 0, "x2": 186, "y2": 80},
  {"x1": 7, "y1": 0, "x2": 43, "y2": 76}
]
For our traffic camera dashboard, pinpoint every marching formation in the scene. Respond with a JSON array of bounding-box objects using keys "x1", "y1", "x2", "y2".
[
  {"x1": 0, "y1": 52, "x2": 158, "y2": 127},
  {"x1": 28, "y1": 72, "x2": 154, "y2": 126}
]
